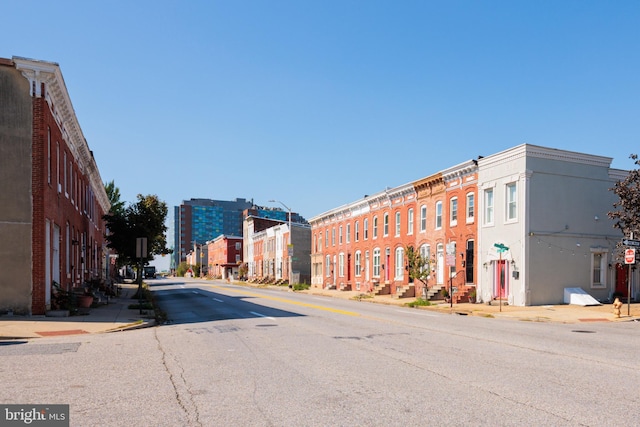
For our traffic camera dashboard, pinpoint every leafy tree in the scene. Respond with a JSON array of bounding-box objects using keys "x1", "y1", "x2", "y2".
[
  {"x1": 103, "y1": 193, "x2": 171, "y2": 290},
  {"x1": 609, "y1": 154, "x2": 640, "y2": 239},
  {"x1": 405, "y1": 245, "x2": 432, "y2": 285},
  {"x1": 104, "y1": 180, "x2": 125, "y2": 216}
]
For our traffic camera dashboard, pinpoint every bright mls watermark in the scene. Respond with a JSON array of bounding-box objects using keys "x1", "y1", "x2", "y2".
[{"x1": 0, "y1": 405, "x2": 68, "y2": 426}]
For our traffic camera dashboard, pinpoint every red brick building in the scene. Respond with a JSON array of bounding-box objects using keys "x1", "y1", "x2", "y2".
[
  {"x1": 207, "y1": 235, "x2": 243, "y2": 280},
  {"x1": 310, "y1": 164, "x2": 479, "y2": 301},
  {"x1": 0, "y1": 57, "x2": 110, "y2": 315}
]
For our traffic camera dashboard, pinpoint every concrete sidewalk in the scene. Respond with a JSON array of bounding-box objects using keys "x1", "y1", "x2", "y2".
[
  {"x1": 1, "y1": 281, "x2": 638, "y2": 340},
  {"x1": 0, "y1": 284, "x2": 155, "y2": 340},
  {"x1": 301, "y1": 287, "x2": 640, "y2": 324}
]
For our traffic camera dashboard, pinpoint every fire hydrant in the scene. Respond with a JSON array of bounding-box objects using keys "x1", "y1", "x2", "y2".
[{"x1": 613, "y1": 297, "x2": 623, "y2": 318}]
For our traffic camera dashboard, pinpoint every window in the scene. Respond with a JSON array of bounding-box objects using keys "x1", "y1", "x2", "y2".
[
  {"x1": 407, "y1": 208, "x2": 414, "y2": 235},
  {"x1": 339, "y1": 225, "x2": 343, "y2": 244},
  {"x1": 420, "y1": 205, "x2": 427, "y2": 232},
  {"x1": 235, "y1": 242, "x2": 241, "y2": 250},
  {"x1": 435, "y1": 201, "x2": 442, "y2": 229},
  {"x1": 63, "y1": 151, "x2": 68, "y2": 197},
  {"x1": 355, "y1": 251, "x2": 362, "y2": 276},
  {"x1": 332, "y1": 228, "x2": 336, "y2": 246},
  {"x1": 395, "y1": 247, "x2": 404, "y2": 279},
  {"x1": 450, "y1": 197, "x2": 458, "y2": 226},
  {"x1": 346, "y1": 223, "x2": 351, "y2": 243},
  {"x1": 484, "y1": 188, "x2": 494, "y2": 225},
  {"x1": 373, "y1": 248, "x2": 381, "y2": 277},
  {"x1": 591, "y1": 250, "x2": 607, "y2": 287},
  {"x1": 373, "y1": 216, "x2": 378, "y2": 238},
  {"x1": 420, "y1": 244, "x2": 431, "y2": 274},
  {"x1": 56, "y1": 142, "x2": 60, "y2": 192},
  {"x1": 395, "y1": 212, "x2": 401, "y2": 236},
  {"x1": 364, "y1": 218, "x2": 369, "y2": 240},
  {"x1": 355, "y1": 221, "x2": 360, "y2": 241},
  {"x1": 506, "y1": 183, "x2": 517, "y2": 221},
  {"x1": 325, "y1": 255, "x2": 331, "y2": 277},
  {"x1": 325, "y1": 230, "x2": 329, "y2": 247},
  {"x1": 339, "y1": 253, "x2": 345, "y2": 277},
  {"x1": 383, "y1": 214, "x2": 389, "y2": 236},
  {"x1": 47, "y1": 127, "x2": 51, "y2": 184},
  {"x1": 466, "y1": 193, "x2": 475, "y2": 223},
  {"x1": 465, "y1": 240, "x2": 474, "y2": 283}
]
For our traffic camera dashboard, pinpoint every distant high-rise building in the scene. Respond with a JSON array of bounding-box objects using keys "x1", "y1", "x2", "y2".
[{"x1": 173, "y1": 198, "x2": 254, "y2": 268}]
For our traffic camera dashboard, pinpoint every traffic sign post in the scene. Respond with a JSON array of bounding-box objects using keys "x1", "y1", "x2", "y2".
[
  {"x1": 623, "y1": 236, "x2": 637, "y2": 316},
  {"x1": 624, "y1": 248, "x2": 636, "y2": 265}
]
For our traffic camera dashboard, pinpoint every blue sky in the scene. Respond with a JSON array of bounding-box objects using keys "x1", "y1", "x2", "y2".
[{"x1": 4, "y1": 1, "x2": 640, "y2": 268}]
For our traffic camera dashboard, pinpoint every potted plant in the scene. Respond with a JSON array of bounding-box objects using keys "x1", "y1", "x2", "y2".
[
  {"x1": 468, "y1": 288, "x2": 477, "y2": 304},
  {"x1": 76, "y1": 291, "x2": 94, "y2": 308},
  {"x1": 442, "y1": 287, "x2": 450, "y2": 303}
]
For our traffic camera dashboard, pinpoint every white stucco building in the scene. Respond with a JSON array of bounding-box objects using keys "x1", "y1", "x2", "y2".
[{"x1": 477, "y1": 144, "x2": 634, "y2": 306}]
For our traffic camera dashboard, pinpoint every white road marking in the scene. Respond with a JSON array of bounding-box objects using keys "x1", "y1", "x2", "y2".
[
  {"x1": 212, "y1": 298, "x2": 224, "y2": 303},
  {"x1": 250, "y1": 311, "x2": 276, "y2": 321}
]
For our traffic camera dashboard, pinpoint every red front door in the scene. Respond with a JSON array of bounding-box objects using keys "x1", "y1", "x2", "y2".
[{"x1": 615, "y1": 264, "x2": 628, "y2": 297}]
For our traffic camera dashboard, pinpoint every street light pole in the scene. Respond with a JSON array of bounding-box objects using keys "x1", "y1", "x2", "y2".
[{"x1": 269, "y1": 199, "x2": 293, "y2": 289}]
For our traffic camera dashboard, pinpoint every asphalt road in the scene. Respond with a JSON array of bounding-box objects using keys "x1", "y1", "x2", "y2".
[{"x1": 1, "y1": 277, "x2": 638, "y2": 426}]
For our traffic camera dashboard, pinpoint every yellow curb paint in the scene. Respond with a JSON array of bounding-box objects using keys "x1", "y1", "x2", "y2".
[{"x1": 208, "y1": 285, "x2": 360, "y2": 317}]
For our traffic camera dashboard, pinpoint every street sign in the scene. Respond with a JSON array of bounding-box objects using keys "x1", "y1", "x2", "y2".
[
  {"x1": 494, "y1": 243, "x2": 509, "y2": 253},
  {"x1": 624, "y1": 248, "x2": 636, "y2": 264},
  {"x1": 622, "y1": 239, "x2": 640, "y2": 247}
]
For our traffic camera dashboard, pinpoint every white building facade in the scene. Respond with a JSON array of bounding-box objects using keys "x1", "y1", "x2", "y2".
[{"x1": 477, "y1": 144, "x2": 634, "y2": 306}]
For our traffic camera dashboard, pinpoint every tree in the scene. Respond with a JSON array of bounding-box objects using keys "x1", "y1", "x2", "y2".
[
  {"x1": 405, "y1": 245, "x2": 432, "y2": 285},
  {"x1": 103, "y1": 193, "x2": 171, "y2": 287},
  {"x1": 104, "y1": 180, "x2": 125, "y2": 216},
  {"x1": 609, "y1": 154, "x2": 640, "y2": 239}
]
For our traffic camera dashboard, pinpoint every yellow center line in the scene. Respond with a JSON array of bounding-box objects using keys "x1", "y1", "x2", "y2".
[{"x1": 208, "y1": 284, "x2": 360, "y2": 317}]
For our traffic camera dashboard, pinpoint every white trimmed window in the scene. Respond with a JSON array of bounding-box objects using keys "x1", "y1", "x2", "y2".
[
  {"x1": 484, "y1": 188, "x2": 494, "y2": 225},
  {"x1": 395, "y1": 212, "x2": 401, "y2": 236},
  {"x1": 339, "y1": 225, "x2": 343, "y2": 244},
  {"x1": 325, "y1": 255, "x2": 331, "y2": 277},
  {"x1": 373, "y1": 248, "x2": 381, "y2": 277},
  {"x1": 466, "y1": 193, "x2": 474, "y2": 223},
  {"x1": 355, "y1": 251, "x2": 362, "y2": 276},
  {"x1": 364, "y1": 218, "x2": 369, "y2": 240},
  {"x1": 355, "y1": 221, "x2": 360, "y2": 241},
  {"x1": 383, "y1": 214, "x2": 389, "y2": 236},
  {"x1": 420, "y1": 205, "x2": 427, "y2": 232},
  {"x1": 407, "y1": 208, "x2": 414, "y2": 235},
  {"x1": 339, "y1": 253, "x2": 345, "y2": 277},
  {"x1": 506, "y1": 182, "x2": 517, "y2": 221},
  {"x1": 450, "y1": 197, "x2": 458, "y2": 226},
  {"x1": 591, "y1": 250, "x2": 608, "y2": 288},
  {"x1": 373, "y1": 216, "x2": 378, "y2": 238},
  {"x1": 395, "y1": 247, "x2": 404, "y2": 279},
  {"x1": 435, "y1": 201, "x2": 442, "y2": 229},
  {"x1": 346, "y1": 223, "x2": 351, "y2": 243}
]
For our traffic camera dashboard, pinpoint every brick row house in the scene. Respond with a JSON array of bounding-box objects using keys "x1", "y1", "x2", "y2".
[
  {"x1": 0, "y1": 57, "x2": 110, "y2": 315},
  {"x1": 310, "y1": 162, "x2": 478, "y2": 302},
  {"x1": 206, "y1": 235, "x2": 243, "y2": 280},
  {"x1": 243, "y1": 210, "x2": 311, "y2": 285},
  {"x1": 311, "y1": 144, "x2": 637, "y2": 306}
]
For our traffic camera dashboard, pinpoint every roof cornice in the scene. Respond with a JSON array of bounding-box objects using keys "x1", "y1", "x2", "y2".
[{"x1": 13, "y1": 56, "x2": 110, "y2": 213}]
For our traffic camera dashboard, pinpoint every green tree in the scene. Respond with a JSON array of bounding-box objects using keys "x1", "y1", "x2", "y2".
[
  {"x1": 104, "y1": 193, "x2": 171, "y2": 291},
  {"x1": 405, "y1": 245, "x2": 432, "y2": 285},
  {"x1": 104, "y1": 180, "x2": 125, "y2": 216},
  {"x1": 609, "y1": 154, "x2": 640, "y2": 242}
]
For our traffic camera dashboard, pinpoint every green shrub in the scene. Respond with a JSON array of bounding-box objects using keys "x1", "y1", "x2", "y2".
[
  {"x1": 406, "y1": 298, "x2": 432, "y2": 307},
  {"x1": 293, "y1": 283, "x2": 310, "y2": 291}
]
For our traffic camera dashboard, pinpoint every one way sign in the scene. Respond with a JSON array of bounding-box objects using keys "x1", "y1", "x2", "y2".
[{"x1": 622, "y1": 239, "x2": 640, "y2": 247}]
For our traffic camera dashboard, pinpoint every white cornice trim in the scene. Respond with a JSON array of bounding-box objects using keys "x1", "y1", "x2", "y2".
[
  {"x1": 479, "y1": 143, "x2": 612, "y2": 169},
  {"x1": 13, "y1": 56, "x2": 110, "y2": 213}
]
